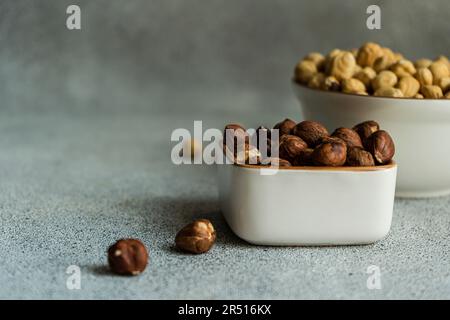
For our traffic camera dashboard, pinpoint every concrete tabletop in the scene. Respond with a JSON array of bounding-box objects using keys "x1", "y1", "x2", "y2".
[{"x1": 1, "y1": 111, "x2": 449, "y2": 300}]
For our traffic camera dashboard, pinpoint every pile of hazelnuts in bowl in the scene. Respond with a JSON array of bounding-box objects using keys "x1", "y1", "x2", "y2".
[{"x1": 223, "y1": 119, "x2": 395, "y2": 168}]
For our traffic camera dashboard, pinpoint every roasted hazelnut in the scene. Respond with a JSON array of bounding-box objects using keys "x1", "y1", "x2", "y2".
[
  {"x1": 260, "y1": 157, "x2": 292, "y2": 167},
  {"x1": 415, "y1": 68, "x2": 433, "y2": 87},
  {"x1": 274, "y1": 118, "x2": 296, "y2": 137},
  {"x1": 312, "y1": 138, "x2": 347, "y2": 166},
  {"x1": 321, "y1": 76, "x2": 341, "y2": 91},
  {"x1": 342, "y1": 78, "x2": 367, "y2": 95},
  {"x1": 397, "y1": 76, "x2": 420, "y2": 98},
  {"x1": 223, "y1": 124, "x2": 248, "y2": 147},
  {"x1": 421, "y1": 85, "x2": 444, "y2": 99},
  {"x1": 294, "y1": 148, "x2": 314, "y2": 166},
  {"x1": 108, "y1": 239, "x2": 148, "y2": 276},
  {"x1": 175, "y1": 219, "x2": 216, "y2": 254},
  {"x1": 357, "y1": 42, "x2": 384, "y2": 68},
  {"x1": 331, "y1": 127, "x2": 363, "y2": 148},
  {"x1": 374, "y1": 87, "x2": 404, "y2": 98},
  {"x1": 346, "y1": 147, "x2": 375, "y2": 167},
  {"x1": 292, "y1": 120, "x2": 329, "y2": 147},
  {"x1": 278, "y1": 135, "x2": 308, "y2": 163},
  {"x1": 372, "y1": 70, "x2": 398, "y2": 91},
  {"x1": 366, "y1": 130, "x2": 395, "y2": 165},
  {"x1": 294, "y1": 60, "x2": 317, "y2": 84},
  {"x1": 329, "y1": 51, "x2": 356, "y2": 81},
  {"x1": 353, "y1": 120, "x2": 380, "y2": 148}
]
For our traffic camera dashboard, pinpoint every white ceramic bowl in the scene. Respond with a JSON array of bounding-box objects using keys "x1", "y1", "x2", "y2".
[
  {"x1": 217, "y1": 163, "x2": 397, "y2": 246},
  {"x1": 292, "y1": 82, "x2": 450, "y2": 198}
]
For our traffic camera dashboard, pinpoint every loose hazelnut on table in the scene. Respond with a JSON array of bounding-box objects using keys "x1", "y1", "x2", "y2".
[
  {"x1": 331, "y1": 127, "x2": 363, "y2": 148},
  {"x1": 292, "y1": 120, "x2": 329, "y2": 147},
  {"x1": 366, "y1": 130, "x2": 395, "y2": 165},
  {"x1": 108, "y1": 239, "x2": 148, "y2": 276},
  {"x1": 312, "y1": 137, "x2": 347, "y2": 167},
  {"x1": 273, "y1": 118, "x2": 296, "y2": 137},
  {"x1": 346, "y1": 147, "x2": 375, "y2": 167},
  {"x1": 353, "y1": 120, "x2": 380, "y2": 148},
  {"x1": 175, "y1": 219, "x2": 216, "y2": 254},
  {"x1": 278, "y1": 135, "x2": 308, "y2": 163}
]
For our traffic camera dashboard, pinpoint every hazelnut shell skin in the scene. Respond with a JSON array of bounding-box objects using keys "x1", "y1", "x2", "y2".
[
  {"x1": 293, "y1": 148, "x2": 314, "y2": 166},
  {"x1": 292, "y1": 121, "x2": 329, "y2": 147},
  {"x1": 353, "y1": 120, "x2": 380, "y2": 148},
  {"x1": 278, "y1": 135, "x2": 308, "y2": 163},
  {"x1": 108, "y1": 239, "x2": 148, "y2": 276},
  {"x1": 273, "y1": 118, "x2": 296, "y2": 137},
  {"x1": 346, "y1": 147, "x2": 375, "y2": 166},
  {"x1": 175, "y1": 219, "x2": 216, "y2": 254},
  {"x1": 312, "y1": 139, "x2": 347, "y2": 166},
  {"x1": 366, "y1": 130, "x2": 395, "y2": 165},
  {"x1": 331, "y1": 127, "x2": 363, "y2": 148}
]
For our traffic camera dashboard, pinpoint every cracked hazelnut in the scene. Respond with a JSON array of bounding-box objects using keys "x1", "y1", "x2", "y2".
[
  {"x1": 274, "y1": 118, "x2": 296, "y2": 137},
  {"x1": 346, "y1": 147, "x2": 375, "y2": 167},
  {"x1": 108, "y1": 239, "x2": 148, "y2": 276},
  {"x1": 372, "y1": 70, "x2": 398, "y2": 91},
  {"x1": 421, "y1": 85, "x2": 443, "y2": 99},
  {"x1": 331, "y1": 127, "x2": 363, "y2": 148},
  {"x1": 278, "y1": 135, "x2": 308, "y2": 163},
  {"x1": 366, "y1": 130, "x2": 395, "y2": 165},
  {"x1": 357, "y1": 42, "x2": 383, "y2": 67},
  {"x1": 415, "y1": 68, "x2": 433, "y2": 87},
  {"x1": 329, "y1": 51, "x2": 356, "y2": 81},
  {"x1": 353, "y1": 120, "x2": 380, "y2": 148},
  {"x1": 175, "y1": 219, "x2": 216, "y2": 254},
  {"x1": 312, "y1": 138, "x2": 347, "y2": 166},
  {"x1": 295, "y1": 60, "x2": 317, "y2": 84},
  {"x1": 397, "y1": 76, "x2": 420, "y2": 98},
  {"x1": 292, "y1": 121, "x2": 329, "y2": 147}
]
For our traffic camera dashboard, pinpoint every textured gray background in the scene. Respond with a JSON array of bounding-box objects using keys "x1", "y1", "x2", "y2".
[{"x1": 0, "y1": 0, "x2": 450, "y2": 299}]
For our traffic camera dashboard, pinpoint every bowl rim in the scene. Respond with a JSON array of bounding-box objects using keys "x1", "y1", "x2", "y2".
[
  {"x1": 292, "y1": 79, "x2": 450, "y2": 102},
  {"x1": 234, "y1": 161, "x2": 396, "y2": 172}
]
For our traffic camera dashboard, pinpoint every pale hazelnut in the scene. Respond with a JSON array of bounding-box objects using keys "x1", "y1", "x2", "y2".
[
  {"x1": 294, "y1": 60, "x2": 317, "y2": 84},
  {"x1": 372, "y1": 70, "x2": 398, "y2": 91},
  {"x1": 353, "y1": 67, "x2": 377, "y2": 89},
  {"x1": 374, "y1": 87, "x2": 404, "y2": 98},
  {"x1": 415, "y1": 68, "x2": 433, "y2": 87},
  {"x1": 429, "y1": 62, "x2": 449, "y2": 84},
  {"x1": 325, "y1": 49, "x2": 343, "y2": 74},
  {"x1": 445, "y1": 92, "x2": 450, "y2": 99},
  {"x1": 342, "y1": 78, "x2": 366, "y2": 95},
  {"x1": 357, "y1": 42, "x2": 384, "y2": 67},
  {"x1": 414, "y1": 93, "x2": 424, "y2": 99},
  {"x1": 329, "y1": 51, "x2": 356, "y2": 81},
  {"x1": 397, "y1": 76, "x2": 420, "y2": 98},
  {"x1": 438, "y1": 77, "x2": 450, "y2": 93},
  {"x1": 390, "y1": 60, "x2": 416, "y2": 78},
  {"x1": 307, "y1": 72, "x2": 326, "y2": 89},
  {"x1": 292, "y1": 121, "x2": 329, "y2": 147},
  {"x1": 373, "y1": 56, "x2": 394, "y2": 73},
  {"x1": 321, "y1": 76, "x2": 341, "y2": 91},
  {"x1": 415, "y1": 58, "x2": 433, "y2": 69},
  {"x1": 421, "y1": 85, "x2": 444, "y2": 99},
  {"x1": 304, "y1": 52, "x2": 326, "y2": 70}
]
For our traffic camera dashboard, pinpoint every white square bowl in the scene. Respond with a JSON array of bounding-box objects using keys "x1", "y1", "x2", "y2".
[{"x1": 217, "y1": 163, "x2": 397, "y2": 246}]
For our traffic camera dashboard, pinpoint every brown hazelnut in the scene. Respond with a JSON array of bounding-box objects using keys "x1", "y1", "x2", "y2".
[
  {"x1": 235, "y1": 143, "x2": 261, "y2": 164},
  {"x1": 292, "y1": 121, "x2": 329, "y2": 147},
  {"x1": 353, "y1": 120, "x2": 380, "y2": 148},
  {"x1": 175, "y1": 219, "x2": 216, "y2": 254},
  {"x1": 260, "y1": 157, "x2": 292, "y2": 167},
  {"x1": 223, "y1": 124, "x2": 248, "y2": 148},
  {"x1": 346, "y1": 147, "x2": 375, "y2": 167},
  {"x1": 278, "y1": 135, "x2": 308, "y2": 163},
  {"x1": 294, "y1": 148, "x2": 314, "y2": 166},
  {"x1": 331, "y1": 127, "x2": 363, "y2": 148},
  {"x1": 108, "y1": 239, "x2": 148, "y2": 276},
  {"x1": 366, "y1": 130, "x2": 395, "y2": 165},
  {"x1": 273, "y1": 118, "x2": 296, "y2": 137},
  {"x1": 312, "y1": 138, "x2": 347, "y2": 166}
]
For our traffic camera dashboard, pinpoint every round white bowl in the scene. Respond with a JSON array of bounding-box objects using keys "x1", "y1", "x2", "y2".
[
  {"x1": 292, "y1": 82, "x2": 450, "y2": 198},
  {"x1": 217, "y1": 163, "x2": 397, "y2": 246}
]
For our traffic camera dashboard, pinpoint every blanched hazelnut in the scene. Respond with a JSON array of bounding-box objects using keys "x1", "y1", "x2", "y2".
[
  {"x1": 354, "y1": 67, "x2": 377, "y2": 88},
  {"x1": 430, "y1": 61, "x2": 450, "y2": 84},
  {"x1": 325, "y1": 49, "x2": 343, "y2": 74},
  {"x1": 415, "y1": 68, "x2": 433, "y2": 87},
  {"x1": 357, "y1": 42, "x2": 383, "y2": 67},
  {"x1": 372, "y1": 70, "x2": 398, "y2": 91},
  {"x1": 308, "y1": 72, "x2": 326, "y2": 89},
  {"x1": 346, "y1": 147, "x2": 375, "y2": 167},
  {"x1": 322, "y1": 76, "x2": 341, "y2": 91},
  {"x1": 353, "y1": 120, "x2": 380, "y2": 148},
  {"x1": 329, "y1": 51, "x2": 356, "y2": 81},
  {"x1": 331, "y1": 127, "x2": 363, "y2": 148},
  {"x1": 374, "y1": 87, "x2": 404, "y2": 98},
  {"x1": 312, "y1": 138, "x2": 347, "y2": 166},
  {"x1": 390, "y1": 60, "x2": 416, "y2": 78},
  {"x1": 342, "y1": 78, "x2": 366, "y2": 94},
  {"x1": 278, "y1": 135, "x2": 308, "y2": 163},
  {"x1": 438, "y1": 77, "x2": 450, "y2": 93},
  {"x1": 108, "y1": 239, "x2": 148, "y2": 276},
  {"x1": 421, "y1": 85, "x2": 443, "y2": 99},
  {"x1": 274, "y1": 118, "x2": 296, "y2": 136},
  {"x1": 373, "y1": 56, "x2": 394, "y2": 73},
  {"x1": 415, "y1": 58, "x2": 433, "y2": 69},
  {"x1": 175, "y1": 219, "x2": 216, "y2": 254},
  {"x1": 366, "y1": 130, "x2": 395, "y2": 165},
  {"x1": 295, "y1": 60, "x2": 317, "y2": 84},
  {"x1": 292, "y1": 120, "x2": 329, "y2": 147},
  {"x1": 305, "y1": 52, "x2": 326, "y2": 70},
  {"x1": 397, "y1": 76, "x2": 420, "y2": 98}
]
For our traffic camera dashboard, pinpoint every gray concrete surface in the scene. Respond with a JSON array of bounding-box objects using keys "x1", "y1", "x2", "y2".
[{"x1": 0, "y1": 0, "x2": 450, "y2": 299}]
